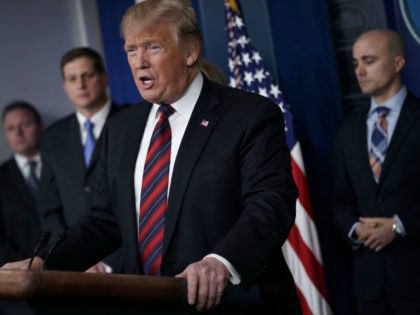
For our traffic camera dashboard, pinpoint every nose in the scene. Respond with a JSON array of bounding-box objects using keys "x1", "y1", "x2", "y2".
[
  {"x1": 355, "y1": 64, "x2": 365, "y2": 77},
  {"x1": 134, "y1": 50, "x2": 148, "y2": 69},
  {"x1": 16, "y1": 126, "x2": 24, "y2": 136},
  {"x1": 78, "y1": 76, "x2": 88, "y2": 88}
]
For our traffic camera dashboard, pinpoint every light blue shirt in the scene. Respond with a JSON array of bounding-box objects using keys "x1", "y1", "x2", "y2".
[{"x1": 366, "y1": 86, "x2": 406, "y2": 151}]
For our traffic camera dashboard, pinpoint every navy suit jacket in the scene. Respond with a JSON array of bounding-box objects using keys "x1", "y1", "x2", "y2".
[
  {"x1": 38, "y1": 102, "x2": 129, "y2": 271},
  {"x1": 332, "y1": 92, "x2": 420, "y2": 301},
  {"x1": 44, "y1": 78, "x2": 301, "y2": 314},
  {"x1": 0, "y1": 158, "x2": 41, "y2": 265}
]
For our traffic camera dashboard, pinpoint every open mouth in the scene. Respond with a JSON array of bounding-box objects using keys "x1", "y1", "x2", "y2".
[{"x1": 140, "y1": 76, "x2": 153, "y2": 88}]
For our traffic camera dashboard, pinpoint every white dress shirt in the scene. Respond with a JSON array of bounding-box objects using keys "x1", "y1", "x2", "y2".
[
  {"x1": 14, "y1": 153, "x2": 41, "y2": 180},
  {"x1": 76, "y1": 100, "x2": 111, "y2": 144}
]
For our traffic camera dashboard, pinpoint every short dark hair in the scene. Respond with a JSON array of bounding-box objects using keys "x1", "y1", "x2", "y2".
[
  {"x1": 2, "y1": 100, "x2": 42, "y2": 124},
  {"x1": 60, "y1": 47, "x2": 106, "y2": 78}
]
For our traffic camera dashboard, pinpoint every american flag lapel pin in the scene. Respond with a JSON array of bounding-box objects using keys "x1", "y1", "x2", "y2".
[{"x1": 200, "y1": 119, "x2": 209, "y2": 127}]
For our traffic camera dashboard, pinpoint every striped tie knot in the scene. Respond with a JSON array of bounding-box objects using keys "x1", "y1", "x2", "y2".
[
  {"x1": 374, "y1": 106, "x2": 390, "y2": 116},
  {"x1": 158, "y1": 104, "x2": 175, "y2": 119},
  {"x1": 374, "y1": 106, "x2": 390, "y2": 122}
]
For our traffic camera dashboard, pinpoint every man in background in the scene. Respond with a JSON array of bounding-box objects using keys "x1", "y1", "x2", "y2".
[
  {"x1": 37, "y1": 47, "x2": 128, "y2": 273},
  {"x1": 0, "y1": 101, "x2": 43, "y2": 265},
  {"x1": 332, "y1": 29, "x2": 420, "y2": 315}
]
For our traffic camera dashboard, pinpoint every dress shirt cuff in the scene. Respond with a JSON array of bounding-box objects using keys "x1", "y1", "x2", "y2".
[
  {"x1": 393, "y1": 214, "x2": 406, "y2": 237},
  {"x1": 100, "y1": 261, "x2": 113, "y2": 274},
  {"x1": 205, "y1": 254, "x2": 241, "y2": 285},
  {"x1": 348, "y1": 222, "x2": 363, "y2": 244}
]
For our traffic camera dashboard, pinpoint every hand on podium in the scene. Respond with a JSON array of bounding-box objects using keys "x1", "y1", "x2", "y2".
[
  {"x1": 1, "y1": 257, "x2": 43, "y2": 270},
  {"x1": 175, "y1": 256, "x2": 229, "y2": 312},
  {"x1": 85, "y1": 261, "x2": 112, "y2": 273}
]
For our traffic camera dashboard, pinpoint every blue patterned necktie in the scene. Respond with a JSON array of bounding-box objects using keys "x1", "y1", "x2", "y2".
[
  {"x1": 369, "y1": 106, "x2": 390, "y2": 183},
  {"x1": 27, "y1": 160, "x2": 40, "y2": 199},
  {"x1": 84, "y1": 120, "x2": 96, "y2": 167},
  {"x1": 138, "y1": 104, "x2": 175, "y2": 276}
]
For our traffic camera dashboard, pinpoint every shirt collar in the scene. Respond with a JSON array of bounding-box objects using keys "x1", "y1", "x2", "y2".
[
  {"x1": 14, "y1": 152, "x2": 41, "y2": 168},
  {"x1": 152, "y1": 72, "x2": 203, "y2": 119},
  {"x1": 76, "y1": 99, "x2": 111, "y2": 128},
  {"x1": 369, "y1": 86, "x2": 407, "y2": 117}
]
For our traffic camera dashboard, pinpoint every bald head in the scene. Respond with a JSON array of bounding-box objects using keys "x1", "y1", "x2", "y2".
[
  {"x1": 352, "y1": 29, "x2": 406, "y2": 103},
  {"x1": 354, "y1": 29, "x2": 405, "y2": 58}
]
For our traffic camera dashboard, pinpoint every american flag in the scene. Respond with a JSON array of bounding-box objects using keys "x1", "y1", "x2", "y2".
[{"x1": 224, "y1": 1, "x2": 332, "y2": 314}]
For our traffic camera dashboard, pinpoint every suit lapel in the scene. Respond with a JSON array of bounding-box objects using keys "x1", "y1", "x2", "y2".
[
  {"x1": 351, "y1": 106, "x2": 377, "y2": 185},
  {"x1": 380, "y1": 94, "x2": 418, "y2": 183},
  {"x1": 162, "y1": 80, "x2": 221, "y2": 256},
  {"x1": 66, "y1": 116, "x2": 86, "y2": 174},
  {"x1": 7, "y1": 159, "x2": 34, "y2": 205},
  {"x1": 87, "y1": 103, "x2": 122, "y2": 175},
  {"x1": 120, "y1": 103, "x2": 153, "y2": 260}
]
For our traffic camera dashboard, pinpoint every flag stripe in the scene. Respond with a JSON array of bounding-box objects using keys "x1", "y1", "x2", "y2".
[
  {"x1": 291, "y1": 155, "x2": 314, "y2": 220},
  {"x1": 295, "y1": 199, "x2": 322, "y2": 263},
  {"x1": 296, "y1": 285, "x2": 312, "y2": 315},
  {"x1": 287, "y1": 224, "x2": 328, "y2": 300},
  {"x1": 283, "y1": 241, "x2": 332, "y2": 315}
]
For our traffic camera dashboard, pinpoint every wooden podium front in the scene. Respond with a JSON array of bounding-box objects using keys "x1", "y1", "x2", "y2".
[
  {"x1": 0, "y1": 270, "x2": 259, "y2": 314},
  {"x1": 0, "y1": 270, "x2": 187, "y2": 314}
]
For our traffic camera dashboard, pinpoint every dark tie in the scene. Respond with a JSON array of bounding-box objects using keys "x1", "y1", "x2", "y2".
[
  {"x1": 369, "y1": 106, "x2": 390, "y2": 183},
  {"x1": 84, "y1": 120, "x2": 96, "y2": 166},
  {"x1": 138, "y1": 104, "x2": 174, "y2": 275},
  {"x1": 27, "y1": 160, "x2": 40, "y2": 199}
]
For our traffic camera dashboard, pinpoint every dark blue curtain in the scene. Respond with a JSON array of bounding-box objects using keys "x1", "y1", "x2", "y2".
[{"x1": 97, "y1": 0, "x2": 141, "y2": 105}]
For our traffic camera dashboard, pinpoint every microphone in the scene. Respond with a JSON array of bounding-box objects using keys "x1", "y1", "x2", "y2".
[
  {"x1": 28, "y1": 231, "x2": 51, "y2": 270},
  {"x1": 40, "y1": 232, "x2": 68, "y2": 271}
]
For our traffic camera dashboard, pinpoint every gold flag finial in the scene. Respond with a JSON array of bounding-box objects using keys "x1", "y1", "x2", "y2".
[{"x1": 226, "y1": 0, "x2": 240, "y2": 14}]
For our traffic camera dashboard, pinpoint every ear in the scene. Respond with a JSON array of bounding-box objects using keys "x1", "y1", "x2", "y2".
[
  {"x1": 394, "y1": 55, "x2": 405, "y2": 73},
  {"x1": 185, "y1": 40, "x2": 200, "y2": 67}
]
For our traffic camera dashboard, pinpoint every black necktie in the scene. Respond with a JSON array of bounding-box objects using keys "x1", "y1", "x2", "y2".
[{"x1": 27, "y1": 160, "x2": 40, "y2": 199}]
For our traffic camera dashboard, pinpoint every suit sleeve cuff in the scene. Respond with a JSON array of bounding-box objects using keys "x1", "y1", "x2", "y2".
[{"x1": 348, "y1": 222, "x2": 363, "y2": 244}]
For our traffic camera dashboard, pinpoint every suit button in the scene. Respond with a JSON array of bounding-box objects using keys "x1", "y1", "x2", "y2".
[{"x1": 85, "y1": 186, "x2": 91, "y2": 192}]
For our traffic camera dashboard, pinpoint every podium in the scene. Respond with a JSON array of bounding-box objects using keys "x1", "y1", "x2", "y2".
[
  {"x1": 0, "y1": 270, "x2": 259, "y2": 314},
  {"x1": 0, "y1": 269, "x2": 187, "y2": 314}
]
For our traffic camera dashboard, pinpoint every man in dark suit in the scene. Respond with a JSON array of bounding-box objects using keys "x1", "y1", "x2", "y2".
[
  {"x1": 0, "y1": 101, "x2": 43, "y2": 265},
  {"x1": 2, "y1": 1, "x2": 301, "y2": 314},
  {"x1": 37, "y1": 47, "x2": 128, "y2": 273},
  {"x1": 331, "y1": 29, "x2": 420, "y2": 315}
]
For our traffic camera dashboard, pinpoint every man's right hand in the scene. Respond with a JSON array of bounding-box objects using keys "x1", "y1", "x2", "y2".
[{"x1": 1, "y1": 257, "x2": 43, "y2": 270}]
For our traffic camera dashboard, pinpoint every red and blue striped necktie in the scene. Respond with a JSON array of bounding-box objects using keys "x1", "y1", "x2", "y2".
[{"x1": 138, "y1": 104, "x2": 174, "y2": 275}]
